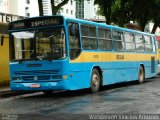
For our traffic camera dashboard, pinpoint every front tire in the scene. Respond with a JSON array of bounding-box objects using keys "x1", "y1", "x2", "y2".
[
  {"x1": 138, "y1": 66, "x2": 145, "y2": 83},
  {"x1": 90, "y1": 69, "x2": 101, "y2": 93}
]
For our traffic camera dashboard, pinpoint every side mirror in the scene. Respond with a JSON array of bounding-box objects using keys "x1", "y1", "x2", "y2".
[{"x1": 1, "y1": 35, "x2": 4, "y2": 46}]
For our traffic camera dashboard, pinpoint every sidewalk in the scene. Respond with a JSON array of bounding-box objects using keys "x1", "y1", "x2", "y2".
[
  {"x1": 0, "y1": 86, "x2": 10, "y2": 93},
  {"x1": 0, "y1": 79, "x2": 10, "y2": 93}
]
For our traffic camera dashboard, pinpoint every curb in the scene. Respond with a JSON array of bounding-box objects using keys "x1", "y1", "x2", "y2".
[
  {"x1": 0, "y1": 80, "x2": 36, "y2": 98},
  {"x1": 0, "y1": 90, "x2": 36, "y2": 98},
  {"x1": 0, "y1": 80, "x2": 9, "y2": 87}
]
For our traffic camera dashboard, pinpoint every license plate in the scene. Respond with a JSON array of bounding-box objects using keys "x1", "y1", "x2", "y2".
[{"x1": 31, "y1": 84, "x2": 40, "y2": 88}]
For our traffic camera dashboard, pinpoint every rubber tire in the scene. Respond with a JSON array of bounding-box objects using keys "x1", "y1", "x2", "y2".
[
  {"x1": 138, "y1": 66, "x2": 145, "y2": 83},
  {"x1": 90, "y1": 69, "x2": 101, "y2": 93}
]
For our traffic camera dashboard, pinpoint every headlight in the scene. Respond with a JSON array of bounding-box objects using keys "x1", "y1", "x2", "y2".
[{"x1": 12, "y1": 77, "x2": 21, "y2": 81}]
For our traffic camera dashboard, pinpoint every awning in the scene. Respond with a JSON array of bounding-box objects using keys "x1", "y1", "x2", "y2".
[
  {"x1": 0, "y1": 22, "x2": 8, "y2": 34},
  {"x1": 156, "y1": 36, "x2": 160, "y2": 41}
]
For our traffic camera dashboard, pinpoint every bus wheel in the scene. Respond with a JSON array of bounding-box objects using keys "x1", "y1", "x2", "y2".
[
  {"x1": 43, "y1": 91, "x2": 53, "y2": 94},
  {"x1": 138, "y1": 66, "x2": 145, "y2": 83},
  {"x1": 90, "y1": 69, "x2": 100, "y2": 93}
]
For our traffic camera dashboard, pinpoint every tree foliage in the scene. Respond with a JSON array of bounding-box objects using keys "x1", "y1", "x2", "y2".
[
  {"x1": 94, "y1": 0, "x2": 115, "y2": 24},
  {"x1": 95, "y1": 0, "x2": 160, "y2": 33}
]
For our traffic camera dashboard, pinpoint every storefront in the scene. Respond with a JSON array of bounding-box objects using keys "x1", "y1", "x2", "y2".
[{"x1": 0, "y1": 12, "x2": 25, "y2": 86}]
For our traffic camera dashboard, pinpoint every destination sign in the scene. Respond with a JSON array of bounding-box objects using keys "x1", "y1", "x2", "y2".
[{"x1": 9, "y1": 16, "x2": 64, "y2": 30}]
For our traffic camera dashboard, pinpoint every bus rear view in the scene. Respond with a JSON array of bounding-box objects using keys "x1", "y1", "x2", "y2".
[{"x1": 9, "y1": 16, "x2": 69, "y2": 92}]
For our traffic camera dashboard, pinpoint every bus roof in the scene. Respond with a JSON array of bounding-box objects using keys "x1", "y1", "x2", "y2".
[
  {"x1": 8, "y1": 15, "x2": 155, "y2": 37},
  {"x1": 67, "y1": 17, "x2": 155, "y2": 36}
]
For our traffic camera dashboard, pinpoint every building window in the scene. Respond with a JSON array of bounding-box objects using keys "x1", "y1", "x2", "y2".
[
  {"x1": 76, "y1": 0, "x2": 84, "y2": 19},
  {"x1": 26, "y1": 13, "x2": 30, "y2": 17},
  {"x1": 25, "y1": 7, "x2": 29, "y2": 12},
  {"x1": 71, "y1": 10, "x2": 73, "y2": 15},
  {"x1": 71, "y1": 0, "x2": 73, "y2": 5},
  {"x1": 66, "y1": 9, "x2": 68, "y2": 14},
  {"x1": 25, "y1": 7, "x2": 30, "y2": 17},
  {"x1": 26, "y1": 0, "x2": 30, "y2": 4}
]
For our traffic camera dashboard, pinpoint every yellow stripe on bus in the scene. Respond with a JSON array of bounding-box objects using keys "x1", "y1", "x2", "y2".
[{"x1": 70, "y1": 52, "x2": 158, "y2": 63}]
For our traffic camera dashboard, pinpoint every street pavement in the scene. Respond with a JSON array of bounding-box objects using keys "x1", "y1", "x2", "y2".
[{"x1": 0, "y1": 77, "x2": 160, "y2": 120}]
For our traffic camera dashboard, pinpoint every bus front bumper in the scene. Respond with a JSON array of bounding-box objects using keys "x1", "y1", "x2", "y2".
[{"x1": 10, "y1": 81, "x2": 68, "y2": 91}]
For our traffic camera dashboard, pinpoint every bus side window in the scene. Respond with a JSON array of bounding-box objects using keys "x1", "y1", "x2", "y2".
[
  {"x1": 68, "y1": 22, "x2": 81, "y2": 60},
  {"x1": 152, "y1": 36, "x2": 156, "y2": 53},
  {"x1": 112, "y1": 30, "x2": 125, "y2": 51},
  {"x1": 1, "y1": 35, "x2": 4, "y2": 46}
]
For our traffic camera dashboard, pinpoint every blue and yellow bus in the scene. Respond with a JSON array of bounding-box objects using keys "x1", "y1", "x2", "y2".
[{"x1": 8, "y1": 15, "x2": 158, "y2": 93}]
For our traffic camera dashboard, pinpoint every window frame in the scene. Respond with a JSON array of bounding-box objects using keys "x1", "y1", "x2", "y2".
[
  {"x1": 98, "y1": 27, "x2": 113, "y2": 51},
  {"x1": 112, "y1": 30, "x2": 125, "y2": 52},
  {"x1": 81, "y1": 24, "x2": 97, "y2": 50},
  {"x1": 124, "y1": 32, "x2": 136, "y2": 52},
  {"x1": 135, "y1": 34, "x2": 145, "y2": 53}
]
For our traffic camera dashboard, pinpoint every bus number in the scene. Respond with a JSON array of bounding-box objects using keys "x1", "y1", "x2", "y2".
[{"x1": 116, "y1": 55, "x2": 124, "y2": 60}]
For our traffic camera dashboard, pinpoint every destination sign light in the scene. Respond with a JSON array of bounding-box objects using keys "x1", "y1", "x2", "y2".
[{"x1": 9, "y1": 16, "x2": 64, "y2": 30}]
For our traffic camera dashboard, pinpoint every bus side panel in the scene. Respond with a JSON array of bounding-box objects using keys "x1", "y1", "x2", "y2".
[
  {"x1": 142, "y1": 61, "x2": 158, "y2": 78},
  {"x1": 68, "y1": 63, "x2": 93, "y2": 90},
  {"x1": 100, "y1": 62, "x2": 138, "y2": 85},
  {"x1": 100, "y1": 60, "x2": 157, "y2": 86}
]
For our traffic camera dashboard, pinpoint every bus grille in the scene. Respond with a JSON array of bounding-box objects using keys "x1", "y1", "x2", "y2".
[
  {"x1": 22, "y1": 76, "x2": 51, "y2": 81},
  {"x1": 14, "y1": 70, "x2": 59, "y2": 75}
]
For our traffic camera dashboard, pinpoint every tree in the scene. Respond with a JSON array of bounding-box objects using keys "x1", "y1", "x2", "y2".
[
  {"x1": 131, "y1": 0, "x2": 153, "y2": 31},
  {"x1": 130, "y1": 0, "x2": 160, "y2": 33},
  {"x1": 151, "y1": 10, "x2": 160, "y2": 33},
  {"x1": 94, "y1": 0, "x2": 115, "y2": 24},
  {"x1": 95, "y1": 0, "x2": 160, "y2": 33},
  {"x1": 50, "y1": 0, "x2": 70, "y2": 15},
  {"x1": 38, "y1": 0, "x2": 70, "y2": 16},
  {"x1": 111, "y1": 0, "x2": 133, "y2": 27},
  {"x1": 151, "y1": 0, "x2": 160, "y2": 33},
  {"x1": 38, "y1": 0, "x2": 43, "y2": 16}
]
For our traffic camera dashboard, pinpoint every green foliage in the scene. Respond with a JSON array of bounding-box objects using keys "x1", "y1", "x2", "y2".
[{"x1": 94, "y1": 0, "x2": 160, "y2": 33}]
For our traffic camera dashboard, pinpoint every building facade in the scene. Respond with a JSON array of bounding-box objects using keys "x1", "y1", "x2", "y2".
[
  {"x1": 0, "y1": 0, "x2": 103, "y2": 19},
  {"x1": 59, "y1": 0, "x2": 76, "y2": 18},
  {"x1": 8, "y1": 0, "x2": 39, "y2": 17},
  {"x1": 0, "y1": 0, "x2": 9, "y2": 13},
  {"x1": 42, "y1": 0, "x2": 52, "y2": 15}
]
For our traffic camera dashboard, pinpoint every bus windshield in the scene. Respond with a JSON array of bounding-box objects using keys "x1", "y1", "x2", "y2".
[{"x1": 11, "y1": 27, "x2": 66, "y2": 61}]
